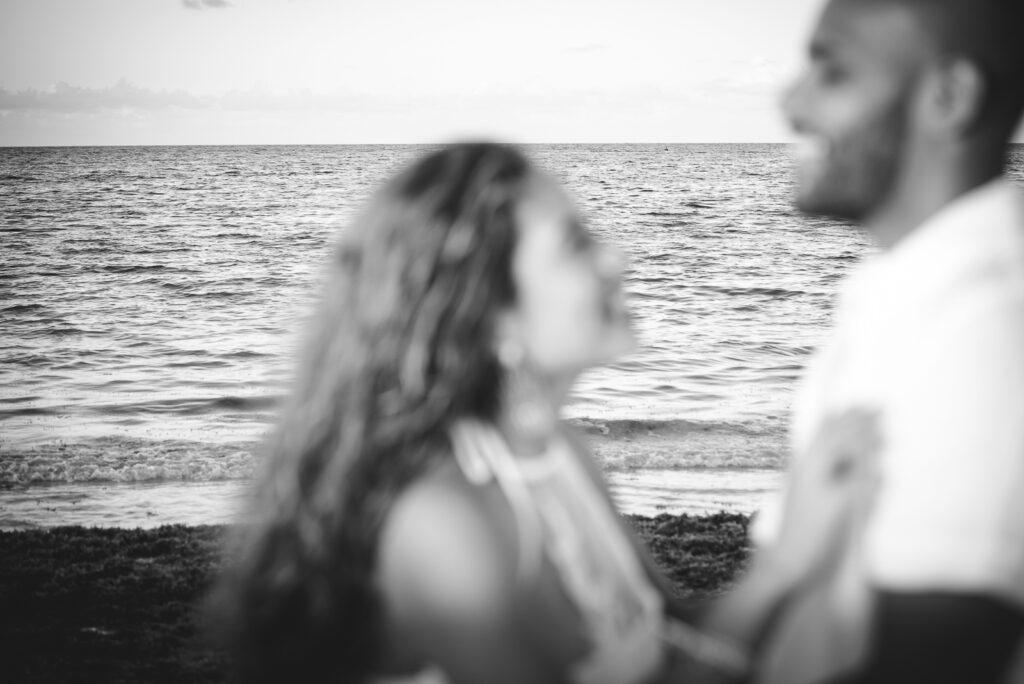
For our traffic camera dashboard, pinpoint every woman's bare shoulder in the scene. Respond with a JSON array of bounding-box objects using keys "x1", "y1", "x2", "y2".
[
  {"x1": 377, "y1": 461, "x2": 516, "y2": 626},
  {"x1": 374, "y1": 452, "x2": 581, "y2": 684}
]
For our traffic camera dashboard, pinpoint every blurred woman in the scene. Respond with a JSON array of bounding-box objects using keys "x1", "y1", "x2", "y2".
[{"x1": 211, "y1": 142, "x2": 876, "y2": 684}]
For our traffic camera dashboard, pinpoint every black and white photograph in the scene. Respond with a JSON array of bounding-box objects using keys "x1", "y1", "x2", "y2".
[{"x1": 2, "y1": 0, "x2": 1023, "y2": 682}]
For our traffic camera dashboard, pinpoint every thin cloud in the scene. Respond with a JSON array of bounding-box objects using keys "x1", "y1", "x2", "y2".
[
  {"x1": 566, "y1": 44, "x2": 610, "y2": 55},
  {"x1": 0, "y1": 80, "x2": 202, "y2": 111},
  {"x1": 0, "y1": 80, "x2": 363, "y2": 113},
  {"x1": 697, "y1": 56, "x2": 787, "y2": 98},
  {"x1": 182, "y1": 0, "x2": 231, "y2": 9}
]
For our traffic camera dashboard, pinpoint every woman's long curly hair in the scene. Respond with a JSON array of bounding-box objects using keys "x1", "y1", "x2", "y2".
[{"x1": 211, "y1": 143, "x2": 532, "y2": 683}]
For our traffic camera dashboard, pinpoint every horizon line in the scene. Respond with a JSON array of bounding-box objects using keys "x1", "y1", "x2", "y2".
[{"x1": 0, "y1": 141, "x2": 822, "y2": 149}]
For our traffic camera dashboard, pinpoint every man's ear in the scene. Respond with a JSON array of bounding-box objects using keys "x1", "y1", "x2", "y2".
[{"x1": 922, "y1": 57, "x2": 987, "y2": 137}]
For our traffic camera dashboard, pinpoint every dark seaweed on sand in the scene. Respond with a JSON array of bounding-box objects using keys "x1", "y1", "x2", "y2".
[
  {"x1": 630, "y1": 512, "x2": 753, "y2": 597},
  {"x1": 0, "y1": 515, "x2": 750, "y2": 683},
  {"x1": 0, "y1": 525, "x2": 229, "y2": 683}
]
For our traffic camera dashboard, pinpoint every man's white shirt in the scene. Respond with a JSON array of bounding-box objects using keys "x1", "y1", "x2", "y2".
[{"x1": 754, "y1": 178, "x2": 1024, "y2": 608}]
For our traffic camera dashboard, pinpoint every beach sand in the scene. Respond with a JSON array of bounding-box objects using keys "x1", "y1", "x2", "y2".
[{"x1": 0, "y1": 513, "x2": 751, "y2": 683}]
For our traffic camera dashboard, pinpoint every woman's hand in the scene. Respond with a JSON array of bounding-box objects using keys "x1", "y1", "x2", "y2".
[{"x1": 768, "y1": 408, "x2": 882, "y2": 588}]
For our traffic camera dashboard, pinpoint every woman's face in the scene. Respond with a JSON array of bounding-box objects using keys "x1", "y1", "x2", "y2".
[{"x1": 502, "y1": 173, "x2": 635, "y2": 377}]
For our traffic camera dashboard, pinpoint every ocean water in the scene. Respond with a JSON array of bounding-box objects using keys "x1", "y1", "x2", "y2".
[{"x1": 2, "y1": 143, "x2": 1021, "y2": 528}]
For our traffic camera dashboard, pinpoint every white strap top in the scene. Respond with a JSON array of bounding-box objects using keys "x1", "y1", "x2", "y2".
[{"x1": 449, "y1": 419, "x2": 666, "y2": 684}]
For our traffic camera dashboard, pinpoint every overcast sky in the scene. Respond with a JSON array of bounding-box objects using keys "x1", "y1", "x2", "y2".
[{"x1": 2, "y1": 0, "x2": 1021, "y2": 146}]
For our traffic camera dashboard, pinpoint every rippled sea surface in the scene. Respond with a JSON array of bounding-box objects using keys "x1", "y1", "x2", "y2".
[{"x1": 2, "y1": 143, "x2": 1021, "y2": 526}]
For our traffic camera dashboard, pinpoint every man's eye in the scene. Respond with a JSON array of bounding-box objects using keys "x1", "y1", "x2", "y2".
[
  {"x1": 572, "y1": 230, "x2": 594, "y2": 253},
  {"x1": 817, "y1": 63, "x2": 846, "y2": 85},
  {"x1": 566, "y1": 221, "x2": 593, "y2": 252}
]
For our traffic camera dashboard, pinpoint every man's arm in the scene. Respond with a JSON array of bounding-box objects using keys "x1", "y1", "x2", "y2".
[{"x1": 658, "y1": 411, "x2": 883, "y2": 682}]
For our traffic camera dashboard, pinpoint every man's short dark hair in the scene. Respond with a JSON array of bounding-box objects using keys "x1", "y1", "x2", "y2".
[{"x1": 892, "y1": 0, "x2": 1024, "y2": 136}]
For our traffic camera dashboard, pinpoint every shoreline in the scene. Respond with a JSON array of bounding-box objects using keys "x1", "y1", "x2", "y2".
[
  {"x1": 0, "y1": 417, "x2": 786, "y2": 529},
  {"x1": 0, "y1": 467, "x2": 780, "y2": 530},
  {"x1": 0, "y1": 513, "x2": 752, "y2": 683}
]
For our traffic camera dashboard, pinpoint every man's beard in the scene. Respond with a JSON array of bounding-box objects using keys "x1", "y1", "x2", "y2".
[{"x1": 796, "y1": 96, "x2": 909, "y2": 223}]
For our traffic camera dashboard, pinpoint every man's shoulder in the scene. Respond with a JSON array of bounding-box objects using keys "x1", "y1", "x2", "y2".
[
  {"x1": 905, "y1": 178, "x2": 1024, "y2": 310},
  {"x1": 905, "y1": 279, "x2": 1024, "y2": 382},
  {"x1": 913, "y1": 181, "x2": 1024, "y2": 333},
  {"x1": 931, "y1": 262, "x2": 1024, "y2": 334}
]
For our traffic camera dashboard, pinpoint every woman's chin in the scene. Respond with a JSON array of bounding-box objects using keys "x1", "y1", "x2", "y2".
[{"x1": 595, "y1": 325, "x2": 638, "y2": 364}]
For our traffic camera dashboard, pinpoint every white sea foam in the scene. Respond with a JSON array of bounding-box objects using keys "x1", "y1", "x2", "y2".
[{"x1": 0, "y1": 469, "x2": 779, "y2": 529}]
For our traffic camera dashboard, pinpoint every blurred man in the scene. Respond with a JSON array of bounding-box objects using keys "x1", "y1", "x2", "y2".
[{"x1": 752, "y1": 0, "x2": 1024, "y2": 682}]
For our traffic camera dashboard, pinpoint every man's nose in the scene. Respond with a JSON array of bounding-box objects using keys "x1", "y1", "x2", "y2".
[{"x1": 597, "y1": 244, "x2": 627, "y2": 279}]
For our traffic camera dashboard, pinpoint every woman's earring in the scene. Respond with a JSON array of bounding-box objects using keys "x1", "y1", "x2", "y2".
[{"x1": 497, "y1": 338, "x2": 525, "y2": 368}]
